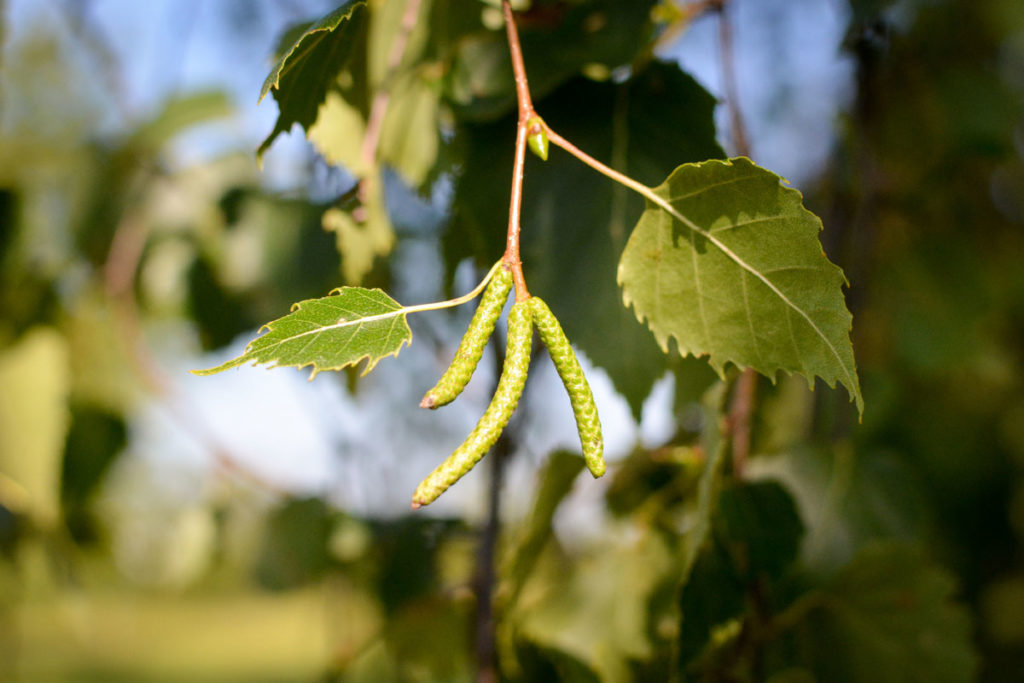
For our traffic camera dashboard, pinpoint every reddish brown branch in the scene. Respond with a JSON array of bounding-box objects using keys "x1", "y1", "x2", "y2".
[
  {"x1": 358, "y1": 0, "x2": 424, "y2": 172},
  {"x1": 501, "y1": 0, "x2": 534, "y2": 302}
]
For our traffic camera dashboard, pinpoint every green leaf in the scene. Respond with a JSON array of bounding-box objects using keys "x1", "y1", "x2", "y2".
[
  {"x1": 254, "y1": 497, "x2": 334, "y2": 591},
  {"x1": 306, "y1": 90, "x2": 368, "y2": 175},
  {"x1": 748, "y1": 447, "x2": 931, "y2": 576},
  {"x1": 258, "y1": 1, "x2": 368, "y2": 160},
  {"x1": 378, "y1": 70, "x2": 441, "y2": 187},
  {"x1": 514, "y1": 530, "x2": 674, "y2": 682},
  {"x1": 716, "y1": 480, "x2": 804, "y2": 581},
  {"x1": 797, "y1": 542, "x2": 977, "y2": 683},
  {"x1": 618, "y1": 157, "x2": 864, "y2": 416},
  {"x1": 322, "y1": 178, "x2": 394, "y2": 285},
  {"x1": 0, "y1": 327, "x2": 70, "y2": 527},
  {"x1": 193, "y1": 287, "x2": 412, "y2": 377}
]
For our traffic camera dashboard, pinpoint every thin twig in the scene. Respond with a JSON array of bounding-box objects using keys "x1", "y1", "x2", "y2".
[
  {"x1": 501, "y1": 0, "x2": 534, "y2": 302},
  {"x1": 545, "y1": 127, "x2": 655, "y2": 198}
]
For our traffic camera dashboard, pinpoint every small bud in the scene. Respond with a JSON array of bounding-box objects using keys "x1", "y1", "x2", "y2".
[{"x1": 526, "y1": 116, "x2": 549, "y2": 161}]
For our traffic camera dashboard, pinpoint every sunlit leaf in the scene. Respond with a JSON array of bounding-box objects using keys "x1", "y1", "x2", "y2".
[
  {"x1": 322, "y1": 178, "x2": 394, "y2": 285},
  {"x1": 514, "y1": 530, "x2": 674, "y2": 682},
  {"x1": 193, "y1": 287, "x2": 412, "y2": 377},
  {"x1": 258, "y1": 1, "x2": 368, "y2": 159},
  {"x1": 0, "y1": 327, "x2": 70, "y2": 526},
  {"x1": 619, "y1": 157, "x2": 863, "y2": 416},
  {"x1": 379, "y1": 71, "x2": 441, "y2": 187}
]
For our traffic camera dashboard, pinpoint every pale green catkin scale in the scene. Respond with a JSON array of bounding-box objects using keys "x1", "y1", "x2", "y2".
[
  {"x1": 420, "y1": 267, "x2": 513, "y2": 409},
  {"x1": 529, "y1": 297, "x2": 605, "y2": 477},
  {"x1": 412, "y1": 301, "x2": 533, "y2": 507}
]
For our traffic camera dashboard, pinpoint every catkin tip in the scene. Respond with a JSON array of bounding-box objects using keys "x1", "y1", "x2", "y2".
[
  {"x1": 410, "y1": 500, "x2": 422, "y2": 510},
  {"x1": 419, "y1": 394, "x2": 437, "y2": 409}
]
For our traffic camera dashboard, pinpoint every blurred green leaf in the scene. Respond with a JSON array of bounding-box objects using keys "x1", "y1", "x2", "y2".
[
  {"x1": 186, "y1": 253, "x2": 259, "y2": 351},
  {"x1": 323, "y1": 179, "x2": 395, "y2": 285},
  {"x1": 254, "y1": 497, "x2": 334, "y2": 590},
  {"x1": 307, "y1": 90, "x2": 368, "y2": 174},
  {"x1": 194, "y1": 286, "x2": 412, "y2": 377},
  {"x1": 619, "y1": 158, "x2": 863, "y2": 416},
  {"x1": 795, "y1": 542, "x2": 977, "y2": 683},
  {"x1": 131, "y1": 91, "x2": 233, "y2": 150},
  {"x1": 514, "y1": 530, "x2": 674, "y2": 683},
  {"x1": 505, "y1": 450, "x2": 585, "y2": 601},
  {"x1": 0, "y1": 327, "x2": 70, "y2": 526},
  {"x1": 749, "y1": 447, "x2": 931, "y2": 575},
  {"x1": 444, "y1": 0, "x2": 659, "y2": 121},
  {"x1": 368, "y1": 517, "x2": 461, "y2": 615},
  {"x1": 379, "y1": 70, "x2": 441, "y2": 188},
  {"x1": 717, "y1": 480, "x2": 804, "y2": 582},
  {"x1": 677, "y1": 541, "x2": 746, "y2": 672},
  {"x1": 258, "y1": 1, "x2": 369, "y2": 159},
  {"x1": 60, "y1": 403, "x2": 126, "y2": 543}
]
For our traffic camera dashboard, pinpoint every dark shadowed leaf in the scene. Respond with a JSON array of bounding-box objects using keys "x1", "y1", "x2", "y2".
[
  {"x1": 796, "y1": 542, "x2": 977, "y2": 683},
  {"x1": 258, "y1": 1, "x2": 368, "y2": 159}
]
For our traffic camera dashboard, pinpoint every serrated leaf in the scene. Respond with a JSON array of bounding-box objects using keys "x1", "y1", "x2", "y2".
[
  {"x1": 193, "y1": 287, "x2": 411, "y2": 377},
  {"x1": 257, "y1": 1, "x2": 368, "y2": 160},
  {"x1": 618, "y1": 157, "x2": 863, "y2": 416}
]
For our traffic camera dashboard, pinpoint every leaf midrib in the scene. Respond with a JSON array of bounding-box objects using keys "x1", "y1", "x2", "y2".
[{"x1": 649, "y1": 167, "x2": 858, "y2": 398}]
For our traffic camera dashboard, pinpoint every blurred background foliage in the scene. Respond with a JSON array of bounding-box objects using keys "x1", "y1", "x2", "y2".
[{"x1": 0, "y1": 0, "x2": 1023, "y2": 681}]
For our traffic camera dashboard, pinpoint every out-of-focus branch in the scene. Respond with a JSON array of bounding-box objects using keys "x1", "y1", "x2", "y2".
[{"x1": 354, "y1": 0, "x2": 424, "y2": 217}]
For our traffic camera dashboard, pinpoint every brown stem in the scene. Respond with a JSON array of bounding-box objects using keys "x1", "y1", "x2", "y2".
[
  {"x1": 727, "y1": 368, "x2": 757, "y2": 477},
  {"x1": 546, "y1": 126, "x2": 654, "y2": 197},
  {"x1": 354, "y1": 0, "x2": 424, "y2": 214},
  {"x1": 501, "y1": 0, "x2": 533, "y2": 301}
]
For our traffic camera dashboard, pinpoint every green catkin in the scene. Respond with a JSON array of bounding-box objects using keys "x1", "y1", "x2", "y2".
[
  {"x1": 529, "y1": 297, "x2": 605, "y2": 478},
  {"x1": 420, "y1": 267, "x2": 514, "y2": 409},
  {"x1": 412, "y1": 300, "x2": 533, "y2": 508}
]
